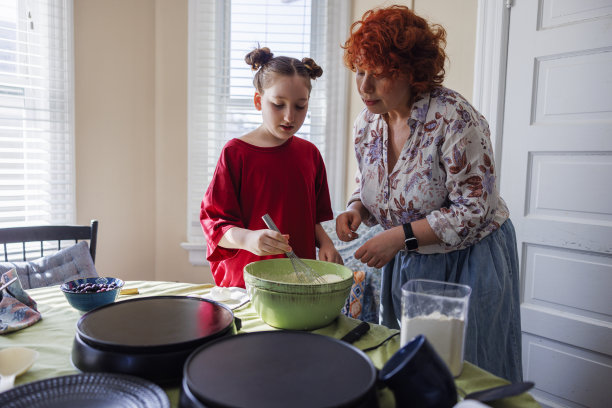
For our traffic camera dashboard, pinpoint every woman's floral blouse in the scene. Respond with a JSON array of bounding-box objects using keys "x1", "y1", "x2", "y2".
[{"x1": 349, "y1": 86, "x2": 509, "y2": 253}]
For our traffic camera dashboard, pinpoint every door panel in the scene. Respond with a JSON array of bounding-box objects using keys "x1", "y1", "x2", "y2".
[
  {"x1": 524, "y1": 245, "x2": 612, "y2": 319},
  {"x1": 501, "y1": 0, "x2": 612, "y2": 406},
  {"x1": 521, "y1": 304, "x2": 611, "y2": 356},
  {"x1": 527, "y1": 153, "x2": 612, "y2": 222},
  {"x1": 539, "y1": 0, "x2": 612, "y2": 29},
  {"x1": 533, "y1": 50, "x2": 612, "y2": 124},
  {"x1": 523, "y1": 333, "x2": 611, "y2": 408}
]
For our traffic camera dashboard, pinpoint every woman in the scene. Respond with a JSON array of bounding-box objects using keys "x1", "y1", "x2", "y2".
[{"x1": 336, "y1": 5, "x2": 522, "y2": 383}]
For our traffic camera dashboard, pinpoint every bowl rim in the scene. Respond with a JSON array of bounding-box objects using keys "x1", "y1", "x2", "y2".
[
  {"x1": 61, "y1": 277, "x2": 125, "y2": 294},
  {"x1": 244, "y1": 282, "x2": 353, "y2": 296},
  {"x1": 243, "y1": 259, "x2": 354, "y2": 287}
]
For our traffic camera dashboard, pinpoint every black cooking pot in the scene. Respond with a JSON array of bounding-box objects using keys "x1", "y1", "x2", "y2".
[
  {"x1": 71, "y1": 296, "x2": 240, "y2": 385},
  {"x1": 178, "y1": 330, "x2": 457, "y2": 408}
]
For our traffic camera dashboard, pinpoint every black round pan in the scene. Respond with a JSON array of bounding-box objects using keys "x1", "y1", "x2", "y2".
[
  {"x1": 180, "y1": 331, "x2": 379, "y2": 408},
  {"x1": 72, "y1": 296, "x2": 239, "y2": 385},
  {"x1": 76, "y1": 296, "x2": 236, "y2": 352}
]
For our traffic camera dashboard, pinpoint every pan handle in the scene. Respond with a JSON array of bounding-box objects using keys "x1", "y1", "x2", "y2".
[
  {"x1": 340, "y1": 321, "x2": 371, "y2": 344},
  {"x1": 234, "y1": 317, "x2": 242, "y2": 332}
]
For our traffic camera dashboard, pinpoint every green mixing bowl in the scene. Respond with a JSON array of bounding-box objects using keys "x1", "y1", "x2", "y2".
[{"x1": 243, "y1": 258, "x2": 354, "y2": 330}]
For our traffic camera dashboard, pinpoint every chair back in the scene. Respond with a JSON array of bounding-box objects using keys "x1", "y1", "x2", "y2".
[{"x1": 0, "y1": 220, "x2": 98, "y2": 263}]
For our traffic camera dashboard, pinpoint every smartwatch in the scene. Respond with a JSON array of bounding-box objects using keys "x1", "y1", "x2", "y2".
[{"x1": 402, "y1": 223, "x2": 419, "y2": 251}]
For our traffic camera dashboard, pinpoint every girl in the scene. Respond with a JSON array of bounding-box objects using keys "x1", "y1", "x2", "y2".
[{"x1": 200, "y1": 47, "x2": 342, "y2": 288}]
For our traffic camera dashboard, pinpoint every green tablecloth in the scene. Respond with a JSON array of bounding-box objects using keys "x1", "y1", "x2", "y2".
[{"x1": 0, "y1": 280, "x2": 539, "y2": 407}]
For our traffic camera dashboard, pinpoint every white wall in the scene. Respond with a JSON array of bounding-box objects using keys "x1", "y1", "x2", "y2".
[
  {"x1": 75, "y1": 0, "x2": 157, "y2": 281},
  {"x1": 75, "y1": 0, "x2": 200, "y2": 283}
]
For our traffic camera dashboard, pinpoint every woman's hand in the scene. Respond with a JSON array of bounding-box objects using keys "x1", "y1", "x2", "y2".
[
  {"x1": 354, "y1": 226, "x2": 405, "y2": 268},
  {"x1": 336, "y1": 202, "x2": 366, "y2": 242},
  {"x1": 318, "y1": 241, "x2": 344, "y2": 265}
]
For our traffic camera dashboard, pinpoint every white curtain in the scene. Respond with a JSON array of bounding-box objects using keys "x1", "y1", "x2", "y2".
[
  {"x1": 0, "y1": 0, "x2": 75, "y2": 227},
  {"x1": 186, "y1": 0, "x2": 349, "y2": 248}
]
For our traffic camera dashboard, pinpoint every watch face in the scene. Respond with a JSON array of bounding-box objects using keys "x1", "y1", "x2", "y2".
[{"x1": 405, "y1": 237, "x2": 418, "y2": 250}]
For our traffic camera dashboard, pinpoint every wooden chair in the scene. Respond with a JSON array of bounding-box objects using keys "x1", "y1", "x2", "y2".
[{"x1": 0, "y1": 220, "x2": 98, "y2": 263}]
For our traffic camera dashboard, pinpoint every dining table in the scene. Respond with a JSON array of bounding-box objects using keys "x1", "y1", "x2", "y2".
[{"x1": 0, "y1": 280, "x2": 540, "y2": 408}]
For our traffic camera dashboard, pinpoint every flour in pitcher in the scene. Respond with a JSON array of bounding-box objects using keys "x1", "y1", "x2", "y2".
[{"x1": 401, "y1": 311, "x2": 466, "y2": 376}]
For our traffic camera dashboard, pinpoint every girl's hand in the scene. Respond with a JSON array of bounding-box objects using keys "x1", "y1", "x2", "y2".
[
  {"x1": 354, "y1": 226, "x2": 405, "y2": 269},
  {"x1": 245, "y1": 229, "x2": 292, "y2": 256},
  {"x1": 318, "y1": 242, "x2": 344, "y2": 265},
  {"x1": 336, "y1": 209, "x2": 362, "y2": 242}
]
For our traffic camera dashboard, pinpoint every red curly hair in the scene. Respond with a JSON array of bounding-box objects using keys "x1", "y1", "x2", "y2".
[{"x1": 343, "y1": 5, "x2": 447, "y2": 97}]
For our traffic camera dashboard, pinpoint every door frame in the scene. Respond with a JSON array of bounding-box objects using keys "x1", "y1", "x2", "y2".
[{"x1": 472, "y1": 0, "x2": 511, "y2": 187}]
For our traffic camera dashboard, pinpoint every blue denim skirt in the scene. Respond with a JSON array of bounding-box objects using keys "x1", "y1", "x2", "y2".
[{"x1": 380, "y1": 219, "x2": 523, "y2": 383}]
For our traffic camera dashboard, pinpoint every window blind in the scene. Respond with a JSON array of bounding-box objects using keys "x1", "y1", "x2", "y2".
[
  {"x1": 186, "y1": 0, "x2": 349, "y2": 249},
  {"x1": 0, "y1": 0, "x2": 75, "y2": 228}
]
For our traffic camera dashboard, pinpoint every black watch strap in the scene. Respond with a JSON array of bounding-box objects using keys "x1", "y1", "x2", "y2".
[{"x1": 402, "y1": 223, "x2": 418, "y2": 250}]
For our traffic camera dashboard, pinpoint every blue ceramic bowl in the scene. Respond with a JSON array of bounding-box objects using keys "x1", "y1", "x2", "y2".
[{"x1": 60, "y1": 277, "x2": 124, "y2": 312}]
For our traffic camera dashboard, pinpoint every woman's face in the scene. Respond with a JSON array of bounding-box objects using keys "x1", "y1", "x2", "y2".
[
  {"x1": 254, "y1": 75, "x2": 310, "y2": 144},
  {"x1": 355, "y1": 67, "x2": 412, "y2": 116}
]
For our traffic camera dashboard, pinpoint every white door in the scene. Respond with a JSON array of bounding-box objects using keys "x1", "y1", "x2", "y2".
[{"x1": 501, "y1": 1, "x2": 612, "y2": 407}]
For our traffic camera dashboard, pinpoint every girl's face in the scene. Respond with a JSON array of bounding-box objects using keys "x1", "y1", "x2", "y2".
[
  {"x1": 355, "y1": 67, "x2": 412, "y2": 117},
  {"x1": 254, "y1": 75, "x2": 310, "y2": 144}
]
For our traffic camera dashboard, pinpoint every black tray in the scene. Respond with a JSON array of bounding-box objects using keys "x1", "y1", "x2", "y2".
[{"x1": 0, "y1": 373, "x2": 169, "y2": 408}]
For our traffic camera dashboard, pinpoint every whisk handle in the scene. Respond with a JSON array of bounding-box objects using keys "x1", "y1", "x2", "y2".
[
  {"x1": 262, "y1": 214, "x2": 298, "y2": 257},
  {"x1": 262, "y1": 214, "x2": 280, "y2": 233}
]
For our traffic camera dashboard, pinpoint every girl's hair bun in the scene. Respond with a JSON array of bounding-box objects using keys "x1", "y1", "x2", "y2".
[
  {"x1": 246, "y1": 47, "x2": 321, "y2": 93},
  {"x1": 301, "y1": 57, "x2": 323, "y2": 79},
  {"x1": 245, "y1": 47, "x2": 274, "y2": 71}
]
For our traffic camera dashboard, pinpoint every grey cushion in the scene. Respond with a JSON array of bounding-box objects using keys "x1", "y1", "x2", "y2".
[{"x1": 0, "y1": 241, "x2": 98, "y2": 289}]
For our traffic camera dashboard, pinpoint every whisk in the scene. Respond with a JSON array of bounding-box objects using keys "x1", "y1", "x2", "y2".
[{"x1": 261, "y1": 214, "x2": 326, "y2": 284}]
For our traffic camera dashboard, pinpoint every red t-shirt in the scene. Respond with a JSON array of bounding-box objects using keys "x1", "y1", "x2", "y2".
[{"x1": 200, "y1": 136, "x2": 333, "y2": 288}]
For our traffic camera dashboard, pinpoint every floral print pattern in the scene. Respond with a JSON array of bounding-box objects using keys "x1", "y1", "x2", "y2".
[
  {"x1": 0, "y1": 269, "x2": 41, "y2": 334},
  {"x1": 349, "y1": 87, "x2": 509, "y2": 253},
  {"x1": 320, "y1": 219, "x2": 384, "y2": 323}
]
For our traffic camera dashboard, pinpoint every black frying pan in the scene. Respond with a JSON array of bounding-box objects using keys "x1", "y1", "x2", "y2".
[
  {"x1": 72, "y1": 296, "x2": 240, "y2": 385},
  {"x1": 180, "y1": 330, "x2": 379, "y2": 408}
]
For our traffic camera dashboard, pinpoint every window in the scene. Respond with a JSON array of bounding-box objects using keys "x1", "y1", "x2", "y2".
[
  {"x1": 185, "y1": 0, "x2": 349, "y2": 262},
  {"x1": 0, "y1": 0, "x2": 75, "y2": 228}
]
